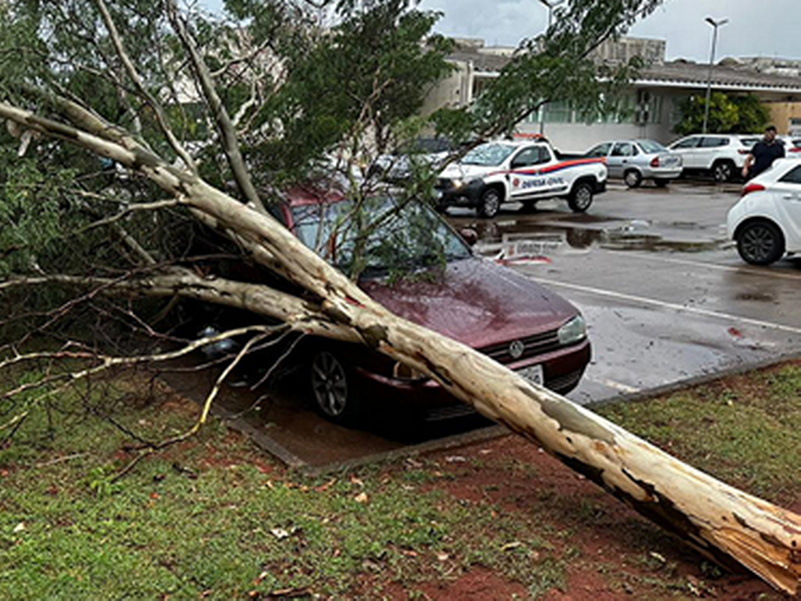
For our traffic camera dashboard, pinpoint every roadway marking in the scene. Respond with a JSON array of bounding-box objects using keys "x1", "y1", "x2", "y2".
[
  {"x1": 608, "y1": 251, "x2": 801, "y2": 281},
  {"x1": 529, "y1": 276, "x2": 801, "y2": 336}
]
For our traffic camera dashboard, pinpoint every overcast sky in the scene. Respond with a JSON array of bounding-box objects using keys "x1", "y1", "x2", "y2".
[
  {"x1": 418, "y1": 0, "x2": 801, "y2": 62},
  {"x1": 200, "y1": 0, "x2": 801, "y2": 63}
]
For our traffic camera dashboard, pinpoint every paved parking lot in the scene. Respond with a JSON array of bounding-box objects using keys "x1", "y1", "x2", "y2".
[{"x1": 450, "y1": 180, "x2": 801, "y2": 405}]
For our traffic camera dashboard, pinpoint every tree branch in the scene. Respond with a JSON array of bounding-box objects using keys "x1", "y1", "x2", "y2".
[
  {"x1": 166, "y1": 0, "x2": 266, "y2": 213},
  {"x1": 92, "y1": 0, "x2": 196, "y2": 171}
]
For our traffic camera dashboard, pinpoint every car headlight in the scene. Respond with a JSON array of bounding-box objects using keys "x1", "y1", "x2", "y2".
[
  {"x1": 451, "y1": 178, "x2": 466, "y2": 189},
  {"x1": 393, "y1": 361, "x2": 428, "y2": 382},
  {"x1": 558, "y1": 315, "x2": 587, "y2": 345}
]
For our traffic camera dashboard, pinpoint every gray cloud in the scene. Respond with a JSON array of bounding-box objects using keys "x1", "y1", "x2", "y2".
[{"x1": 420, "y1": 0, "x2": 801, "y2": 62}]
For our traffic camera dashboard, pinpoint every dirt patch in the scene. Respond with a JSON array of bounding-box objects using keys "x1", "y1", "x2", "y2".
[{"x1": 404, "y1": 434, "x2": 785, "y2": 599}]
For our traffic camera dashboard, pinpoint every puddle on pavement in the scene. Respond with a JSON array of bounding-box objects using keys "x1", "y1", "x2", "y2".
[{"x1": 458, "y1": 214, "x2": 727, "y2": 259}]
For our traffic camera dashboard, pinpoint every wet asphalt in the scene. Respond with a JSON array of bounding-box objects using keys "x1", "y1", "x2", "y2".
[{"x1": 175, "y1": 178, "x2": 801, "y2": 470}]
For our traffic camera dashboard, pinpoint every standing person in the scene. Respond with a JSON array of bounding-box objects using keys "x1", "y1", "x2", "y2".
[{"x1": 741, "y1": 125, "x2": 785, "y2": 180}]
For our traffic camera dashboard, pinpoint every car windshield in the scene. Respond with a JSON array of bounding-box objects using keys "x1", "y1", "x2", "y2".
[
  {"x1": 636, "y1": 140, "x2": 667, "y2": 154},
  {"x1": 291, "y1": 197, "x2": 472, "y2": 278},
  {"x1": 461, "y1": 143, "x2": 517, "y2": 166}
]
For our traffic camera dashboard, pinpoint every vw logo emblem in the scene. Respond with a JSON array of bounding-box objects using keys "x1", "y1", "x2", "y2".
[{"x1": 509, "y1": 340, "x2": 525, "y2": 359}]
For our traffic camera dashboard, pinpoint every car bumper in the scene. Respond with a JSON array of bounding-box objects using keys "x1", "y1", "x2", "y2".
[
  {"x1": 642, "y1": 167, "x2": 682, "y2": 180},
  {"x1": 353, "y1": 338, "x2": 591, "y2": 413},
  {"x1": 434, "y1": 180, "x2": 485, "y2": 208}
]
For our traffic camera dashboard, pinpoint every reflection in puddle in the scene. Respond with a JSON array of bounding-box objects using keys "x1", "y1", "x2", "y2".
[{"x1": 465, "y1": 216, "x2": 726, "y2": 259}]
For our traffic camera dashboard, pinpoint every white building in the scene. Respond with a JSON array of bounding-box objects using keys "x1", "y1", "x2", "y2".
[{"x1": 422, "y1": 37, "x2": 801, "y2": 153}]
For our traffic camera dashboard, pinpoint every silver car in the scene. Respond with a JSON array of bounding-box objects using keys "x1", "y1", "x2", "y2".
[{"x1": 585, "y1": 139, "x2": 683, "y2": 188}]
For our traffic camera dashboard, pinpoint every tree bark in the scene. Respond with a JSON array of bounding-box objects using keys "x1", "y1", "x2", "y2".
[{"x1": 1, "y1": 99, "x2": 799, "y2": 596}]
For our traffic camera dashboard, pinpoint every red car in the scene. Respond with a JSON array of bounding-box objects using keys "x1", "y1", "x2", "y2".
[{"x1": 270, "y1": 188, "x2": 591, "y2": 424}]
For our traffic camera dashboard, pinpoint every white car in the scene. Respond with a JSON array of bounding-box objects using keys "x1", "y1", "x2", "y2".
[
  {"x1": 584, "y1": 139, "x2": 682, "y2": 187},
  {"x1": 726, "y1": 158, "x2": 801, "y2": 265},
  {"x1": 668, "y1": 134, "x2": 761, "y2": 182},
  {"x1": 779, "y1": 135, "x2": 801, "y2": 157}
]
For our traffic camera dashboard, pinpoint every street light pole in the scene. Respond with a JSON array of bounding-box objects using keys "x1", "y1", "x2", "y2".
[
  {"x1": 536, "y1": 0, "x2": 565, "y2": 134},
  {"x1": 702, "y1": 16, "x2": 728, "y2": 134},
  {"x1": 538, "y1": 0, "x2": 564, "y2": 28}
]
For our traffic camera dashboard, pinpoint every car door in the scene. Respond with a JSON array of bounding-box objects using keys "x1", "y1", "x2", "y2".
[
  {"x1": 772, "y1": 164, "x2": 801, "y2": 248},
  {"x1": 608, "y1": 142, "x2": 636, "y2": 178},
  {"x1": 697, "y1": 136, "x2": 729, "y2": 170},
  {"x1": 508, "y1": 145, "x2": 550, "y2": 201},
  {"x1": 669, "y1": 136, "x2": 702, "y2": 169}
]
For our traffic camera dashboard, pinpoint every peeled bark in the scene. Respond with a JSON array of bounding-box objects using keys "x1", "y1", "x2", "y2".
[{"x1": 1, "y1": 100, "x2": 799, "y2": 596}]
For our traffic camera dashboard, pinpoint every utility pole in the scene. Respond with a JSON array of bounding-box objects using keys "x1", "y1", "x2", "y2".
[
  {"x1": 702, "y1": 16, "x2": 728, "y2": 134},
  {"x1": 537, "y1": 0, "x2": 565, "y2": 134}
]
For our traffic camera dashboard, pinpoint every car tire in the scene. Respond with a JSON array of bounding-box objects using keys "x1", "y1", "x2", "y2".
[
  {"x1": 310, "y1": 349, "x2": 361, "y2": 425},
  {"x1": 478, "y1": 187, "x2": 501, "y2": 218},
  {"x1": 736, "y1": 220, "x2": 785, "y2": 265},
  {"x1": 712, "y1": 160, "x2": 735, "y2": 183},
  {"x1": 653, "y1": 178, "x2": 670, "y2": 188},
  {"x1": 624, "y1": 169, "x2": 642, "y2": 188},
  {"x1": 567, "y1": 181, "x2": 594, "y2": 213}
]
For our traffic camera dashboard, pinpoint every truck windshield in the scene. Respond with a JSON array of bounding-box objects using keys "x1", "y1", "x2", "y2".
[
  {"x1": 291, "y1": 197, "x2": 472, "y2": 278},
  {"x1": 461, "y1": 143, "x2": 517, "y2": 166}
]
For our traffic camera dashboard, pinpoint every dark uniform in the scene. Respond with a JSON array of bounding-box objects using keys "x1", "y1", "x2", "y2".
[{"x1": 747, "y1": 139, "x2": 785, "y2": 179}]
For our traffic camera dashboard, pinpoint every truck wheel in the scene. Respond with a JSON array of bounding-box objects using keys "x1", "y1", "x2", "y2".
[
  {"x1": 478, "y1": 188, "x2": 501, "y2": 218},
  {"x1": 713, "y1": 160, "x2": 734, "y2": 183},
  {"x1": 568, "y1": 182, "x2": 594, "y2": 213},
  {"x1": 624, "y1": 169, "x2": 642, "y2": 188},
  {"x1": 736, "y1": 220, "x2": 785, "y2": 265}
]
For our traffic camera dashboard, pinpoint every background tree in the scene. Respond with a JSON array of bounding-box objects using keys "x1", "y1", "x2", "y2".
[{"x1": 673, "y1": 92, "x2": 770, "y2": 135}]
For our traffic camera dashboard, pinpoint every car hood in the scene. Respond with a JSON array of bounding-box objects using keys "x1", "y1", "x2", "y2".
[
  {"x1": 438, "y1": 162, "x2": 496, "y2": 180},
  {"x1": 360, "y1": 258, "x2": 578, "y2": 350}
]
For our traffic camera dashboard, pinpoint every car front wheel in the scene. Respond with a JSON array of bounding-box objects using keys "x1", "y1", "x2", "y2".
[
  {"x1": 568, "y1": 181, "x2": 594, "y2": 212},
  {"x1": 736, "y1": 220, "x2": 785, "y2": 265},
  {"x1": 478, "y1": 188, "x2": 501, "y2": 218},
  {"x1": 310, "y1": 350, "x2": 361, "y2": 424}
]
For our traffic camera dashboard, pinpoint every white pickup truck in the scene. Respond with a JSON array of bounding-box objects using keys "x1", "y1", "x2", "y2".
[{"x1": 434, "y1": 138, "x2": 607, "y2": 217}]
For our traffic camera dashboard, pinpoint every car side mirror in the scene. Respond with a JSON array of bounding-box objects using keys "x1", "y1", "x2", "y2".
[{"x1": 460, "y1": 228, "x2": 478, "y2": 246}]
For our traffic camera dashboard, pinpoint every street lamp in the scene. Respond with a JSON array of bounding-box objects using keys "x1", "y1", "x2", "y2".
[
  {"x1": 538, "y1": 0, "x2": 565, "y2": 28},
  {"x1": 702, "y1": 16, "x2": 728, "y2": 134},
  {"x1": 536, "y1": 0, "x2": 565, "y2": 134}
]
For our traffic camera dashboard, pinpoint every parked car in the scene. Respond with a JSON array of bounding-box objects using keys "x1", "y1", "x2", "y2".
[
  {"x1": 726, "y1": 158, "x2": 801, "y2": 265},
  {"x1": 435, "y1": 138, "x2": 607, "y2": 217},
  {"x1": 779, "y1": 135, "x2": 801, "y2": 156},
  {"x1": 668, "y1": 134, "x2": 761, "y2": 182},
  {"x1": 583, "y1": 139, "x2": 682, "y2": 188},
  {"x1": 269, "y1": 189, "x2": 591, "y2": 424},
  {"x1": 371, "y1": 137, "x2": 455, "y2": 182}
]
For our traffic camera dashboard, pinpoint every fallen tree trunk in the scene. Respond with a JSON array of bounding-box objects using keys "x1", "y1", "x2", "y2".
[{"x1": 1, "y1": 100, "x2": 799, "y2": 596}]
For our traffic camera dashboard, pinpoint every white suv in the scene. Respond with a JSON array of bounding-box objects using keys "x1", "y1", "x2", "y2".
[{"x1": 668, "y1": 134, "x2": 761, "y2": 182}]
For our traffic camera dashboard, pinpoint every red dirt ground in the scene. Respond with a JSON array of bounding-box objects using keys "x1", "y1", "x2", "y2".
[{"x1": 385, "y1": 434, "x2": 791, "y2": 600}]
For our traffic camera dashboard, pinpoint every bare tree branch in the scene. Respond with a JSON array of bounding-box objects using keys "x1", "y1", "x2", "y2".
[
  {"x1": 166, "y1": 0, "x2": 266, "y2": 213},
  {"x1": 92, "y1": 0, "x2": 197, "y2": 171}
]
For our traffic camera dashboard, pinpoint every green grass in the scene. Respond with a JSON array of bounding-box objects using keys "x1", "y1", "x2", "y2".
[
  {"x1": 0, "y1": 362, "x2": 798, "y2": 599},
  {"x1": 0, "y1": 378, "x2": 570, "y2": 600},
  {"x1": 596, "y1": 363, "x2": 801, "y2": 504}
]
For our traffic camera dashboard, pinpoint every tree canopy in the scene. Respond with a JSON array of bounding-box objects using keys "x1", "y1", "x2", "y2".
[{"x1": 673, "y1": 92, "x2": 770, "y2": 135}]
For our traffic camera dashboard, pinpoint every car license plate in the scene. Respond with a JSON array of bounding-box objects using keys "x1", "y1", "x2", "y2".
[{"x1": 516, "y1": 364, "x2": 544, "y2": 386}]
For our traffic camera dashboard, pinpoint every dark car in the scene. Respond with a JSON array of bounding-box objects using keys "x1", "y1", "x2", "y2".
[{"x1": 269, "y1": 188, "x2": 591, "y2": 424}]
